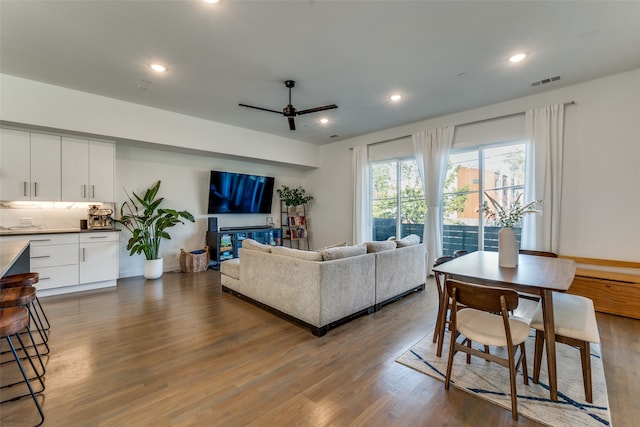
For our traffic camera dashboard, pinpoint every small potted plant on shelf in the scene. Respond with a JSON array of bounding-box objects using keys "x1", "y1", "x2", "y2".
[
  {"x1": 276, "y1": 185, "x2": 314, "y2": 207},
  {"x1": 114, "y1": 180, "x2": 194, "y2": 279}
]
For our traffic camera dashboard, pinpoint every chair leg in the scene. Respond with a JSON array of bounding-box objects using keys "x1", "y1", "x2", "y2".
[
  {"x1": 466, "y1": 339, "x2": 472, "y2": 364},
  {"x1": 533, "y1": 330, "x2": 544, "y2": 384},
  {"x1": 444, "y1": 327, "x2": 457, "y2": 390},
  {"x1": 520, "y1": 342, "x2": 529, "y2": 385},
  {"x1": 506, "y1": 342, "x2": 519, "y2": 421},
  {"x1": 581, "y1": 341, "x2": 593, "y2": 403}
]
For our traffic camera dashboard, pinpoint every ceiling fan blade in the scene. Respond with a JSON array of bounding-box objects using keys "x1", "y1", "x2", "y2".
[
  {"x1": 238, "y1": 103, "x2": 283, "y2": 115},
  {"x1": 297, "y1": 104, "x2": 338, "y2": 115},
  {"x1": 288, "y1": 117, "x2": 296, "y2": 131}
]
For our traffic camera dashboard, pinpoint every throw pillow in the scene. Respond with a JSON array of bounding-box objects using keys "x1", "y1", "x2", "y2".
[
  {"x1": 365, "y1": 241, "x2": 397, "y2": 253},
  {"x1": 316, "y1": 241, "x2": 347, "y2": 252},
  {"x1": 321, "y1": 243, "x2": 367, "y2": 261},
  {"x1": 271, "y1": 245, "x2": 323, "y2": 261},
  {"x1": 241, "y1": 238, "x2": 272, "y2": 253},
  {"x1": 395, "y1": 234, "x2": 421, "y2": 248}
]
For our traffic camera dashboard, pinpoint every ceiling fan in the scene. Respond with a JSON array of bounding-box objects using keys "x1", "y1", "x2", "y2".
[{"x1": 239, "y1": 80, "x2": 337, "y2": 130}]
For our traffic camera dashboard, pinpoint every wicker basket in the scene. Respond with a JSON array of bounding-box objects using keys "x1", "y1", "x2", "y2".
[{"x1": 180, "y1": 246, "x2": 210, "y2": 273}]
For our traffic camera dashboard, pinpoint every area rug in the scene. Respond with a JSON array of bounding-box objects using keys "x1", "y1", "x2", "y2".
[{"x1": 397, "y1": 331, "x2": 611, "y2": 426}]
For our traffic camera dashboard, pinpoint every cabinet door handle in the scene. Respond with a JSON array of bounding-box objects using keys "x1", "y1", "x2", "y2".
[
  {"x1": 82, "y1": 184, "x2": 87, "y2": 198},
  {"x1": 24, "y1": 181, "x2": 28, "y2": 197},
  {"x1": 91, "y1": 185, "x2": 95, "y2": 199},
  {"x1": 30, "y1": 255, "x2": 51, "y2": 259},
  {"x1": 81, "y1": 247, "x2": 86, "y2": 262},
  {"x1": 29, "y1": 238, "x2": 51, "y2": 242},
  {"x1": 89, "y1": 235, "x2": 108, "y2": 239},
  {"x1": 40, "y1": 277, "x2": 51, "y2": 280},
  {"x1": 34, "y1": 182, "x2": 38, "y2": 197}
]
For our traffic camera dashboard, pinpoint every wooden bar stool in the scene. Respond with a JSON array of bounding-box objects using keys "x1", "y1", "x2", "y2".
[
  {"x1": 0, "y1": 307, "x2": 45, "y2": 427},
  {"x1": 1, "y1": 272, "x2": 50, "y2": 332},
  {"x1": 0, "y1": 287, "x2": 49, "y2": 359}
]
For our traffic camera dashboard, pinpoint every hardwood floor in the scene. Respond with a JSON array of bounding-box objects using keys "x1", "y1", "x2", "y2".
[{"x1": 1, "y1": 271, "x2": 638, "y2": 426}]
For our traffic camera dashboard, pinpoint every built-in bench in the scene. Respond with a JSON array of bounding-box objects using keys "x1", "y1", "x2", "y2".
[{"x1": 561, "y1": 256, "x2": 640, "y2": 320}]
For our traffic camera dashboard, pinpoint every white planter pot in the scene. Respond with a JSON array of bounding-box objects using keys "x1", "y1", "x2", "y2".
[
  {"x1": 144, "y1": 258, "x2": 163, "y2": 279},
  {"x1": 498, "y1": 227, "x2": 518, "y2": 268}
]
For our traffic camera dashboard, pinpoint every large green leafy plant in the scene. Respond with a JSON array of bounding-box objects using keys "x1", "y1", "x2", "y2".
[{"x1": 114, "y1": 181, "x2": 194, "y2": 260}]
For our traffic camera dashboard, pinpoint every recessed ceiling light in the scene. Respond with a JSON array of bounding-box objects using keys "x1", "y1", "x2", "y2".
[
  {"x1": 203, "y1": 0, "x2": 220, "y2": 3},
  {"x1": 390, "y1": 94, "x2": 402, "y2": 102},
  {"x1": 320, "y1": 118, "x2": 329, "y2": 124},
  {"x1": 149, "y1": 63, "x2": 167, "y2": 73},
  {"x1": 508, "y1": 53, "x2": 527, "y2": 63}
]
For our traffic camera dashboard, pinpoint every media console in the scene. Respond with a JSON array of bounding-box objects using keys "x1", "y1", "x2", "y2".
[
  {"x1": 219, "y1": 225, "x2": 271, "y2": 231},
  {"x1": 206, "y1": 226, "x2": 283, "y2": 270}
]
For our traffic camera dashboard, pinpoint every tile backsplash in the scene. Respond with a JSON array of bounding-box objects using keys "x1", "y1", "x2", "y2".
[{"x1": 0, "y1": 201, "x2": 115, "y2": 230}]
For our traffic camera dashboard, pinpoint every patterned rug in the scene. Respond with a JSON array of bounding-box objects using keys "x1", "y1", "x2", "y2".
[{"x1": 397, "y1": 331, "x2": 611, "y2": 426}]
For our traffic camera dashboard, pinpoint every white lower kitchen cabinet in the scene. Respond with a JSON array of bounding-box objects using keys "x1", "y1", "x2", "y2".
[
  {"x1": 80, "y1": 233, "x2": 118, "y2": 284},
  {"x1": 0, "y1": 231, "x2": 118, "y2": 295}
]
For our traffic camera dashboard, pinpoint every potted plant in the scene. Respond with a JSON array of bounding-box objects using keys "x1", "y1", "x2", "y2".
[
  {"x1": 114, "y1": 180, "x2": 194, "y2": 279},
  {"x1": 276, "y1": 185, "x2": 314, "y2": 207},
  {"x1": 482, "y1": 192, "x2": 540, "y2": 267}
]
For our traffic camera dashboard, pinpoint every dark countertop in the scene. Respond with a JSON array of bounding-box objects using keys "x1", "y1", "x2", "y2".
[
  {"x1": 0, "y1": 239, "x2": 29, "y2": 276},
  {"x1": 0, "y1": 228, "x2": 121, "y2": 237}
]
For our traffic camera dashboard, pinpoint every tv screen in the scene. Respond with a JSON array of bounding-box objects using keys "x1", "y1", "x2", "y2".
[{"x1": 207, "y1": 171, "x2": 275, "y2": 214}]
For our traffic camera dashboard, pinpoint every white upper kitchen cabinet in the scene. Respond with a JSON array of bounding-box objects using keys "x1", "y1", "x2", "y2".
[
  {"x1": 61, "y1": 137, "x2": 114, "y2": 202},
  {"x1": 0, "y1": 128, "x2": 61, "y2": 201}
]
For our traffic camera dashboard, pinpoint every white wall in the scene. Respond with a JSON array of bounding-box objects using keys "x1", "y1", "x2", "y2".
[
  {"x1": 310, "y1": 69, "x2": 640, "y2": 262},
  {"x1": 0, "y1": 74, "x2": 320, "y2": 168},
  {"x1": 116, "y1": 144, "x2": 310, "y2": 277}
]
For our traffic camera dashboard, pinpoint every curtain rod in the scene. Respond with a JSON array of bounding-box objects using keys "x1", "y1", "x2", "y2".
[{"x1": 350, "y1": 101, "x2": 575, "y2": 150}]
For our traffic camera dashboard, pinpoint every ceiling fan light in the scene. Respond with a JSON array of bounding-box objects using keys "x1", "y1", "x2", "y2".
[
  {"x1": 390, "y1": 94, "x2": 402, "y2": 102},
  {"x1": 508, "y1": 53, "x2": 527, "y2": 63},
  {"x1": 320, "y1": 118, "x2": 329, "y2": 124},
  {"x1": 149, "y1": 63, "x2": 167, "y2": 72}
]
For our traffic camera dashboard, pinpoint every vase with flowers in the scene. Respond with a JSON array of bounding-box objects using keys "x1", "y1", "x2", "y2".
[{"x1": 482, "y1": 192, "x2": 541, "y2": 267}]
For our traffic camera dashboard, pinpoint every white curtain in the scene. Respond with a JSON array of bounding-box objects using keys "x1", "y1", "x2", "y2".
[
  {"x1": 522, "y1": 104, "x2": 565, "y2": 253},
  {"x1": 412, "y1": 127, "x2": 454, "y2": 272},
  {"x1": 351, "y1": 145, "x2": 371, "y2": 244}
]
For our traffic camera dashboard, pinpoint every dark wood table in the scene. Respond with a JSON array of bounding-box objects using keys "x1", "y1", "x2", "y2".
[{"x1": 432, "y1": 250, "x2": 576, "y2": 401}]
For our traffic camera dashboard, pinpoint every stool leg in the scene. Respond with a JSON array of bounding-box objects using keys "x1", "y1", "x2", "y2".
[
  {"x1": 28, "y1": 305, "x2": 49, "y2": 348},
  {"x1": 3, "y1": 335, "x2": 45, "y2": 427},
  {"x1": 34, "y1": 296, "x2": 51, "y2": 331},
  {"x1": 1, "y1": 324, "x2": 47, "y2": 385}
]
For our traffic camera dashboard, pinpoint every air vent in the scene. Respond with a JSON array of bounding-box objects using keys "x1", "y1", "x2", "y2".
[{"x1": 531, "y1": 75, "x2": 561, "y2": 87}]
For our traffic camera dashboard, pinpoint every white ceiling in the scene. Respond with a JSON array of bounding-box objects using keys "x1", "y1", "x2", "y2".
[{"x1": 1, "y1": 1, "x2": 639, "y2": 145}]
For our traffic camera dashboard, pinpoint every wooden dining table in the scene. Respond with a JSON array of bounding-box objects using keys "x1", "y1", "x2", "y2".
[{"x1": 432, "y1": 250, "x2": 576, "y2": 401}]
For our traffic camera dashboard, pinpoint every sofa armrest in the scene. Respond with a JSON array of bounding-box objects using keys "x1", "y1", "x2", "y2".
[{"x1": 375, "y1": 243, "x2": 426, "y2": 304}]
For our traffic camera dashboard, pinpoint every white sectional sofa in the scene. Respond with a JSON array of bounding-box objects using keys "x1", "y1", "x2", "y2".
[{"x1": 220, "y1": 236, "x2": 426, "y2": 336}]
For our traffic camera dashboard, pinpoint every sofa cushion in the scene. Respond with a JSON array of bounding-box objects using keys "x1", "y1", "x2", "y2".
[
  {"x1": 241, "y1": 238, "x2": 272, "y2": 253},
  {"x1": 271, "y1": 245, "x2": 323, "y2": 261},
  {"x1": 365, "y1": 241, "x2": 397, "y2": 253},
  {"x1": 395, "y1": 234, "x2": 421, "y2": 248},
  {"x1": 321, "y1": 243, "x2": 367, "y2": 261},
  {"x1": 220, "y1": 258, "x2": 240, "y2": 280}
]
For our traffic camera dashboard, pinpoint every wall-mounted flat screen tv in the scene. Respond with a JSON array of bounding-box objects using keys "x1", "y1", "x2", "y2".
[{"x1": 207, "y1": 170, "x2": 275, "y2": 214}]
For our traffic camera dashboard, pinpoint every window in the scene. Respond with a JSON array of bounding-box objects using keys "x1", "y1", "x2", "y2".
[
  {"x1": 371, "y1": 158, "x2": 425, "y2": 241},
  {"x1": 442, "y1": 141, "x2": 526, "y2": 254}
]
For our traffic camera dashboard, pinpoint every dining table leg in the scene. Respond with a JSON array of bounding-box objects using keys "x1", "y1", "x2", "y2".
[{"x1": 541, "y1": 289, "x2": 558, "y2": 401}]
